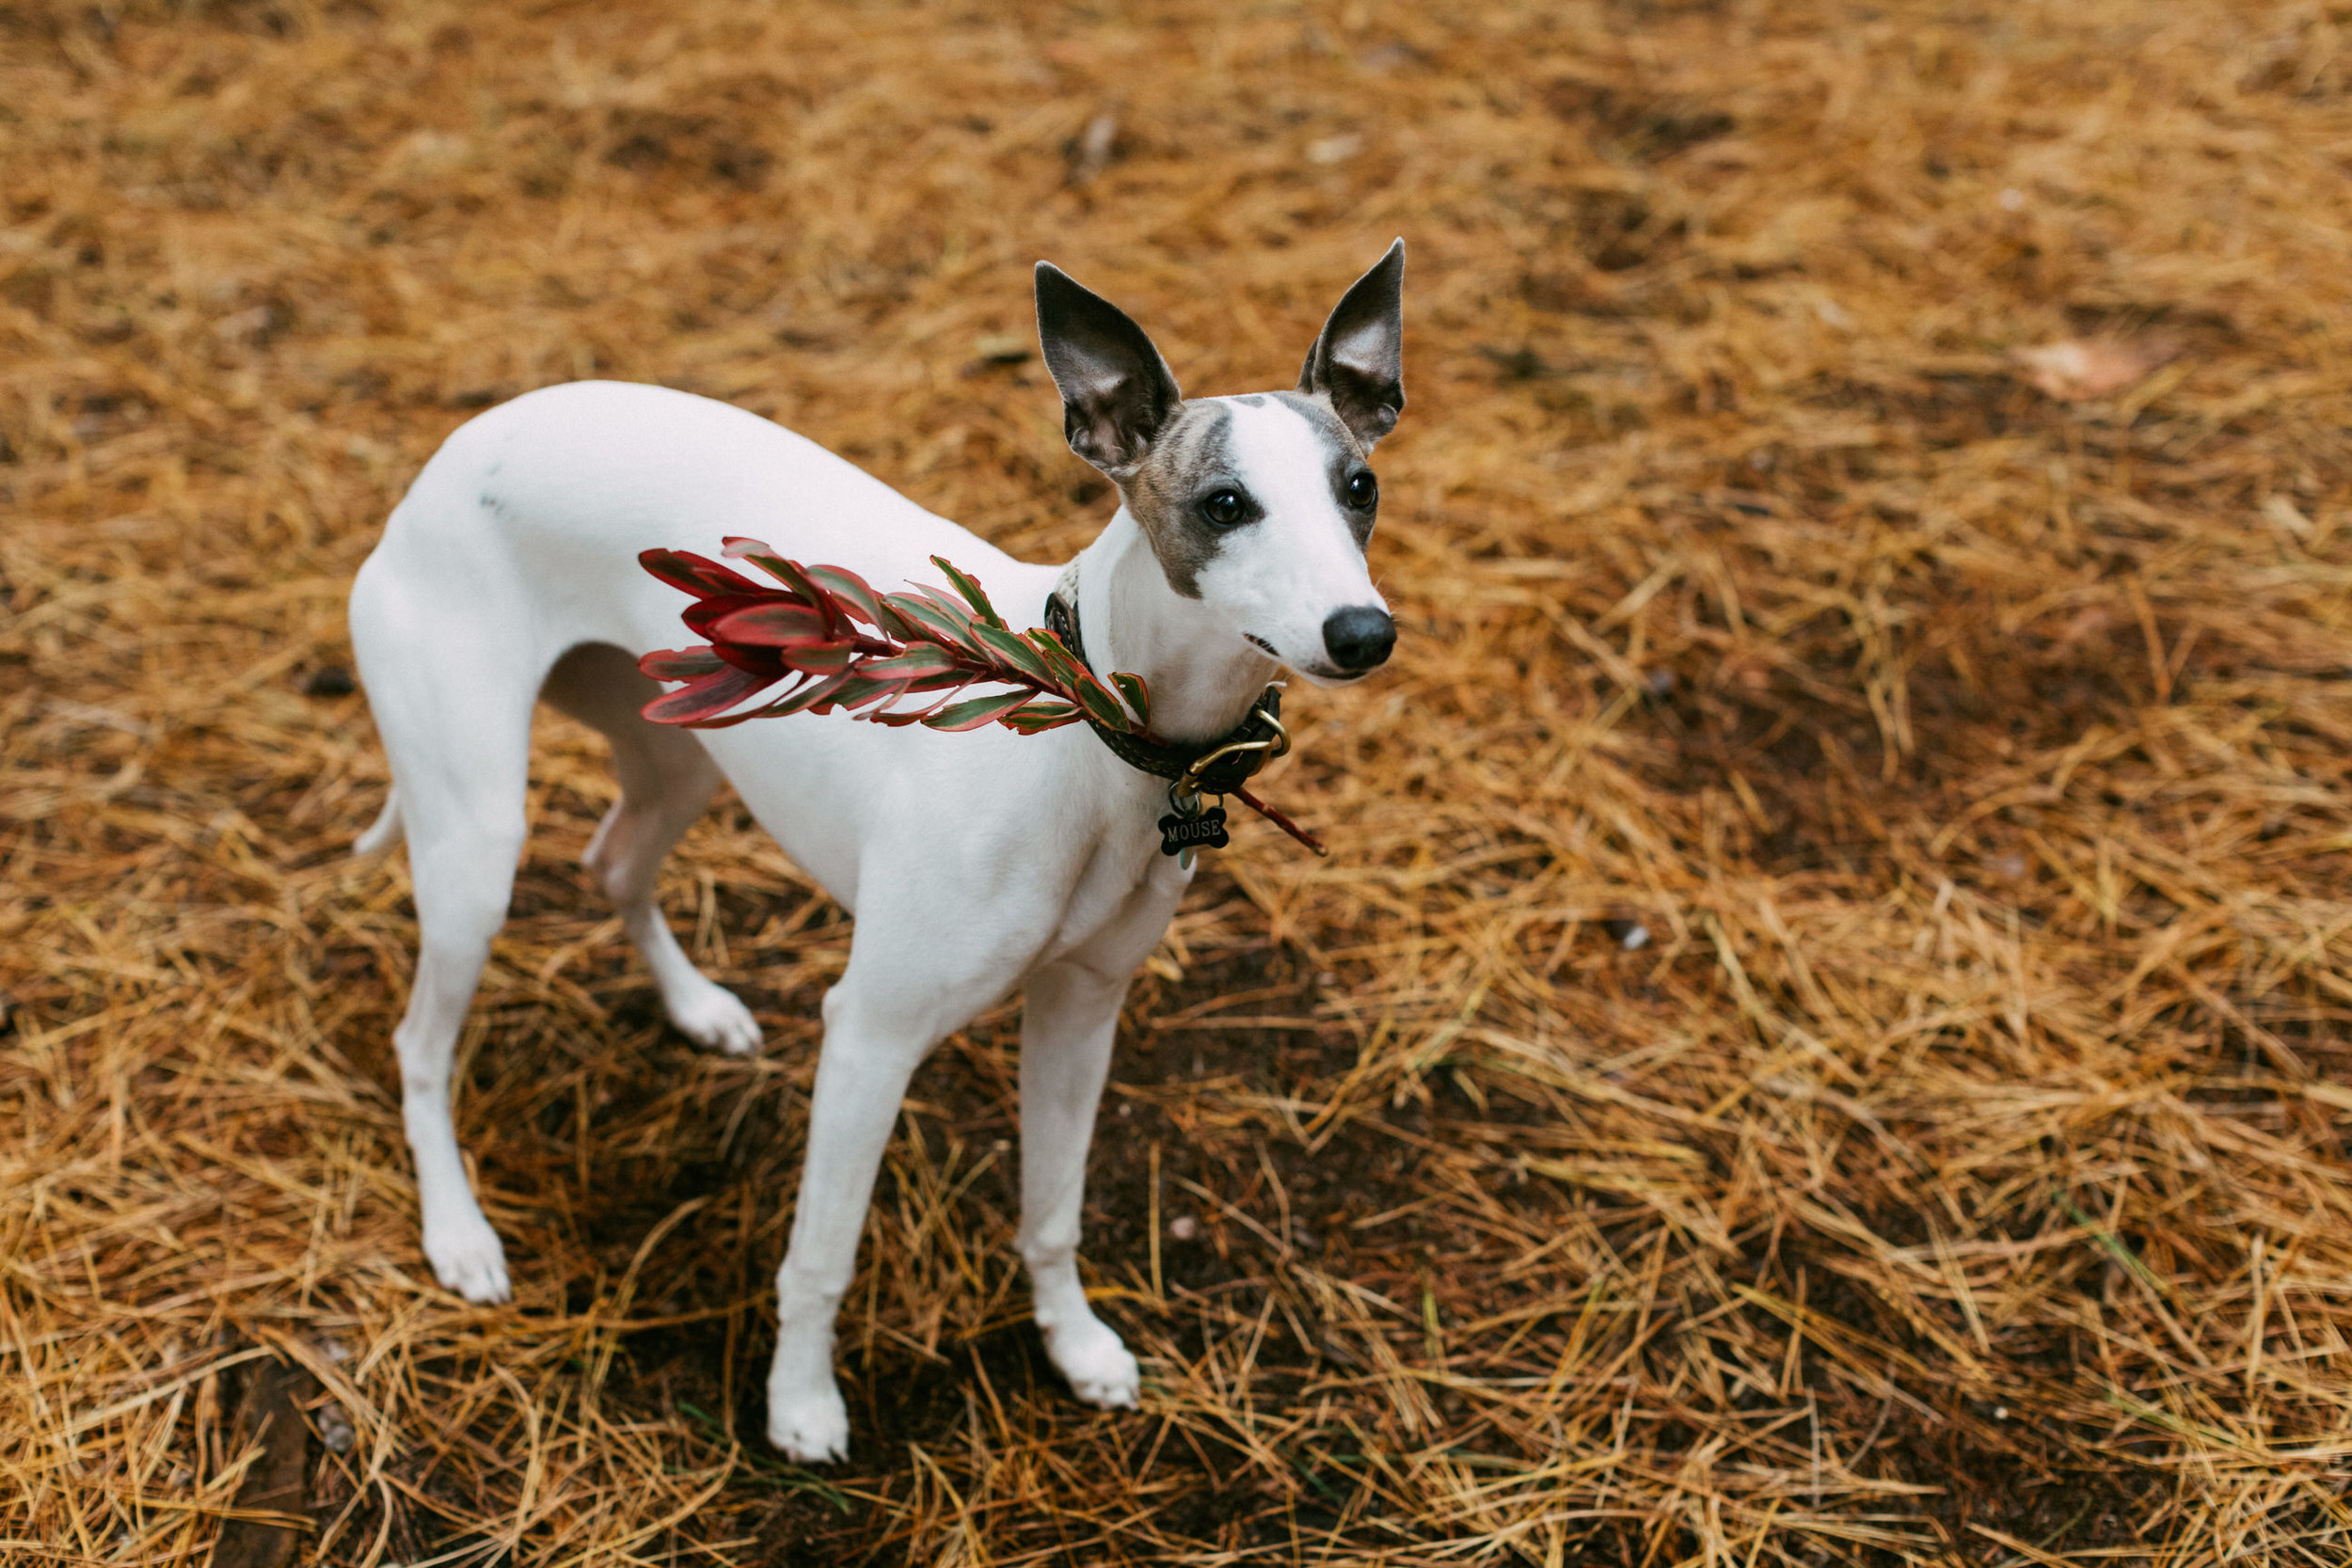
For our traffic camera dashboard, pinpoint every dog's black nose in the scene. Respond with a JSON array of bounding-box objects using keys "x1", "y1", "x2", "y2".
[{"x1": 1322, "y1": 606, "x2": 1396, "y2": 673}]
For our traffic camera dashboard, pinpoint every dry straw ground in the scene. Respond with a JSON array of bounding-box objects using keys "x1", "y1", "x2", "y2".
[{"x1": 6, "y1": 0, "x2": 2352, "y2": 1562}]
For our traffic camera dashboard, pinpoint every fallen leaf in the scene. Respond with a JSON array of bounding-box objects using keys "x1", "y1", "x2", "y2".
[
  {"x1": 971, "y1": 332, "x2": 1030, "y2": 365},
  {"x1": 1069, "y1": 112, "x2": 1119, "y2": 184},
  {"x1": 2261, "y1": 495, "x2": 2313, "y2": 538},
  {"x1": 2012, "y1": 337, "x2": 2181, "y2": 402},
  {"x1": 2054, "y1": 605, "x2": 2112, "y2": 646}
]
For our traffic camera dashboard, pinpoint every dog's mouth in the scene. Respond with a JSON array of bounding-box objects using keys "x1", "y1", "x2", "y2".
[{"x1": 1245, "y1": 633, "x2": 1375, "y2": 685}]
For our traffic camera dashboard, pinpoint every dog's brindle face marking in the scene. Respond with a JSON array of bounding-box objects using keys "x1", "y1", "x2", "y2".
[
  {"x1": 1036, "y1": 244, "x2": 1404, "y2": 687},
  {"x1": 1122, "y1": 394, "x2": 1371, "y2": 592},
  {"x1": 1122, "y1": 391, "x2": 1386, "y2": 682}
]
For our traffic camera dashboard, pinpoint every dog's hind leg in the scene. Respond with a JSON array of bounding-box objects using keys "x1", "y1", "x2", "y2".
[
  {"x1": 542, "y1": 641, "x2": 762, "y2": 1056},
  {"x1": 1017, "y1": 958, "x2": 1143, "y2": 1410},
  {"x1": 354, "y1": 565, "x2": 536, "y2": 1305}
]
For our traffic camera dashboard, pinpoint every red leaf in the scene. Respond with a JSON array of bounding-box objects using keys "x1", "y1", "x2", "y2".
[
  {"x1": 640, "y1": 665, "x2": 784, "y2": 725},
  {"x1": 641, "y1": 549, "x2": 766, "y2": 599},
  {"x1": 638, "y1": 646, "x2": 727, "y2": 681},
  {"x1": 778, "y1": 641, "x2": 858, "y2": 676},
  {"x1": 710, "y1": 601, "x2": 834, "y2": 647},
  {"x1": 711, "y1": 642, "x2": 791, "y2": 676},
  {"x1": 685, "y1": 592, "x2": 798, "y2": 641},
  {"x1": 721, "y1": 540, "x2": 843, "y2": 636}
]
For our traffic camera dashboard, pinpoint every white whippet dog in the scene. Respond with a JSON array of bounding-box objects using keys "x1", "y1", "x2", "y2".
[{"x1": 348, "y1": 243, "x2": 1406, "y2": 1461}]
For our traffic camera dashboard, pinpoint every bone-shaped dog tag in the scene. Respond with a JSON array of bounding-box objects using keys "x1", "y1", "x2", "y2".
[{"x1": 1159, "y1": 804, "x2": 1230, "y2": 858}]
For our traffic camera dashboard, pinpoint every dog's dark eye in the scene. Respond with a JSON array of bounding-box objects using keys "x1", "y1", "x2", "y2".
[
  {"x1": 1345, "y1": 470, "x2": 1378, "y2": 509},
  {"x1": 1200, "y1": 489, "x2": 1247, "y2": 527}
]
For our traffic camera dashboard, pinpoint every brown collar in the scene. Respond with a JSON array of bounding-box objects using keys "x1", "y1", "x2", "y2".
[{"x1": 1043, "y1": 577, "x2": 1288, "y2": 799}]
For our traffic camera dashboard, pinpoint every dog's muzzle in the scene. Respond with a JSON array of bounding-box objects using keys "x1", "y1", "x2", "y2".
[{"x1": 1322, "y1": 606, "x2": 1396, "y2": 673}]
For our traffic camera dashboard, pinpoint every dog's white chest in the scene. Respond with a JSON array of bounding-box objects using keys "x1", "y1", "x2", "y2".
[{"x1": 1043, "y1": 814, "x2": 1191, "y2": 972}]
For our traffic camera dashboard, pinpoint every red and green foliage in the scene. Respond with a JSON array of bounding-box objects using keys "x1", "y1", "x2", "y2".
[{"x1": 635, "y1": 536, "x2": 1152, "y2": 736}]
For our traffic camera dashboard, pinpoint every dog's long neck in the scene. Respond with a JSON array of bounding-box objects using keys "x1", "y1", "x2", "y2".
[{"x1": 1073, "y1": 508, "x2": 1276, "y2": 744}]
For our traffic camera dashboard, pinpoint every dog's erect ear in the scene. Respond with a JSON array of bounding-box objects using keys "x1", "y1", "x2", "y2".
[
  {"x1": 1297, "y1": 239, "x2": 1406, "y2": 451},
  {"x1": 1035, "y1": 262, "x2": 1183, "y2": 474}
]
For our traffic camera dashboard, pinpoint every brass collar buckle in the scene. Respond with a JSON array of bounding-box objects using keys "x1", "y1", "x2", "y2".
[
  {"x1": 1048, "y1": 568, "x2": 1327, "y2": 858},
  {"x1": 1174, "y1": 702, "x2": 1290, "y2": 798}
]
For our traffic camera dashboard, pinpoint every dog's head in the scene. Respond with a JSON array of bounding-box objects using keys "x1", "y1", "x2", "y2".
[{"x1": 1035, "y1": 242, "x2": 1406, "y2": 686}]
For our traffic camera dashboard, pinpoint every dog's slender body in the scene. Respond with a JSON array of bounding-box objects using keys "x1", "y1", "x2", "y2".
[{"x1": 350, "y1": 245, "x2": 1405, "y2": 1461}]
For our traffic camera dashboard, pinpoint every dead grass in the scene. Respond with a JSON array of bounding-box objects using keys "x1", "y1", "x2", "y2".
[{"x1": 7, "y1": 0, "x2": 2352, "y2": 1561}]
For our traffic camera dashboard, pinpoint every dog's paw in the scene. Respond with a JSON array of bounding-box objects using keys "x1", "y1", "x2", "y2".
[
  {"x1": 1046, "y1": 1316, "x2": 1141, "y2": 1410},
  {"x1": 423, "y1": 1213, "x2": 512, "y2": 1304},
  {"x1": 667, "y1": 981, "x2": 762, "y2": 1057},
  {"x1": 766, "y1": 1384, "x2": 850, "y2": 1465}
]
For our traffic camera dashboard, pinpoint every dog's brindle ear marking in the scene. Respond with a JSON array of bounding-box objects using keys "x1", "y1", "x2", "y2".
[
  {"x1": 1036, "y1": 262, "x2": 1183, "y2": 474},
  {"x1": 1297, "y1": 238, "x2": 1406, "y2": 451}
]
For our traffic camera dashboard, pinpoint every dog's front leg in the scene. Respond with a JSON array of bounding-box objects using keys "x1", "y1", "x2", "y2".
[
  {"x1": 1018, "y1": 958, "x2": 1143, "y2": 1411},
  {"x1": 764, "y1": 951, "x2": 1009, "y2": 1463}
]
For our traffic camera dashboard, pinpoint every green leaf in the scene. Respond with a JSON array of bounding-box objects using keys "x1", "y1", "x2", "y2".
[
  {"x1": 721, "y1": 546, "x2": 797, "y2": 587},
  {"x1": 803, "y1": 563, "x2": 889, "y2": 630},
  {"x1": 1001, "y1": 701, "x2": 1084, "y2": 733},
  {"x1": 873, "y1": 598, "x2": 928, "y2": 642},
  {"x1": 912, "y1": 583, "x2": 990, "y2": 628},
  {"x1": 1026, "y1": 628, "x2": 1092, "y2": 694},
  {"x1": 971, "y1": 622, "x2": 1054, "y2": 683},
  {"x1": 856, "y1": 644, "x2": 963, "y2": 681},
  {"x1": 804, "y1": 673, "x2": 908, "y2": 714},
  {"x1": 930, "y1": 556, "x2": 1006, "y2": 628},
  {"x1": 864, "y1": 694, "x2": 957, "y2": 726},
  {"x1": 1110, "y1": 671, "x2": 1152, "y2": 727},
  {"x1": 751, "y1": 670, "x2": 855, "y2": 718},
  {"x1": 922, "y1": 689, "x2": 1039, "y2": 732},
  {"x1": 1069, "y1": 671, "x2": 1134, "y2": 731},
  {"x1": 884, "y1": 594, "x2": 983, "y2": 656}
]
